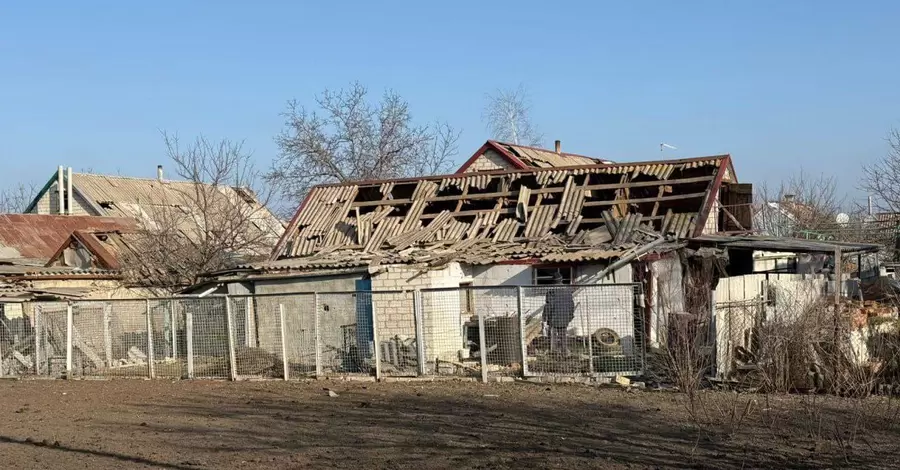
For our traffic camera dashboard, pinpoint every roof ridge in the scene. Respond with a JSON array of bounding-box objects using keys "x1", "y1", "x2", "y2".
[{"x1": 489, "y1": 140, "x2": 605, "y2": 161}]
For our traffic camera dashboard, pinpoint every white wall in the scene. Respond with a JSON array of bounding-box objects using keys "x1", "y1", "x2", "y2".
[{"x1": 466, "y1": 262, "x2": 637, "y2": 355}]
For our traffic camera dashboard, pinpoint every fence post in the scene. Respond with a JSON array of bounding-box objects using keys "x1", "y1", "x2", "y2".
[
  {"x1": 372, "y1": 293, "x2": 382, "y2": 380},
  {"x1": 169, "y1": 301, "x2": 177, "y2": 359},
  {"x1": 478, "y1": 309, "x2": 488, "y2": 383},
  {"x1": 279, "y1": 303, "x2": 289, "y2": 381},
  {"x1": 34, "y1": 305, "x2": 42, "y2": 375},
  {"x1": 314, "y1": 293, "x2": 322, "y2": 377},
  {"x1": 709, "y1": 289, "x2": 717, "y2": 379},
  {"x1": 146, "y1": 299, "x2": 155, "y2": 379},
  {"x1": 413, "y1": 290, "x2": 426, "y2": 377},
  {"x1": 65, "y1": 302, "x2": 73, "y2": 379},
  {"x1": 224, "y1": 296, "x2": 238, "y2": 381},
  {"x1": 517, "y1": 286, "x2": 528, "y2": 377},
  {"x1": 103, "y1": 303, "x2": 113, "y2": 367},
  {"x1": 186, "y1": 308, "x2": 194, "y2": 379}
]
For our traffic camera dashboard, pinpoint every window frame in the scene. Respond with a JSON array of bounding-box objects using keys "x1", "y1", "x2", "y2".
[{"x1": 532, "y1": 265, "x2": 574, "y2": 285}]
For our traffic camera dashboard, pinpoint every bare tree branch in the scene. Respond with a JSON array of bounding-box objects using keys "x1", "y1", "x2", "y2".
[
  {"x1": 482, "y1": 84, "x2": 543, "y2": 146},
  {"x1": 862, "y1": 127, "x2": 900, "y2": 214},
  {"x1": 119, "y1": 132, "x2": 279, "y2": 290},
  {"x1": 269, "y1": 82, "x2": 460, "y2": 213},
  {"x1": 0, "y1": 182, "x2": 37, "y2": 213},
  {"x1": 754, "y1": 170, "x2": 843, "y2": 238}
]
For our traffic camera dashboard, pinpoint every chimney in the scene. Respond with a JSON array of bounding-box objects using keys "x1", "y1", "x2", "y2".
[
  {"x1": 783, "y1": 194, "x2": 795, "y2": 203},
  {"x1": 554, "y1": 140, "x2": 561, "y2": 154},
  {"x1": 868, "y1": 195, "x2": 874, "y2": 216},
  {"x1": 57, "y1": 166, "x2": 64, "y2": 215},
  {"x1": 157, "y1": 165, "x2": 164, "y2": 182},
  {"x1": 66, "y1": 167, "x2": 73, "y2": 215}
]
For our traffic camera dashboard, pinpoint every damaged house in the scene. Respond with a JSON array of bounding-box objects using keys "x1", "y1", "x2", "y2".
[
  {"x1": 191, "y1": 146, "x2": 758, "y2": 373},
  {"x1": 20, "y1": 165, "x2": 285, "y2": 290}
]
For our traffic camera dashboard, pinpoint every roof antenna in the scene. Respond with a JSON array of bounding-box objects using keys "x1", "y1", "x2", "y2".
[{"x1": 660, "y1": 143, "x2": 677, "y2": 152}]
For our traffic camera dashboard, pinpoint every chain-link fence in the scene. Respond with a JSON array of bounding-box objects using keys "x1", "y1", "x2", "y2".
[{"x1": 0, "y1": 283, "x2": 646, "y2": 382}]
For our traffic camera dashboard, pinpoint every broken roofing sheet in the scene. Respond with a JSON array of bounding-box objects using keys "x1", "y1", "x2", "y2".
[{"x1": 268, "y1": 155, "x2": 734, "y2": 270}]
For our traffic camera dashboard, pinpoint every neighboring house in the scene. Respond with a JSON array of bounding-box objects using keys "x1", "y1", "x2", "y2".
[
  {"x1": 457, "y1": 140, "x2": 614, "y2": 173},
  {"x1": 24, "y1": 166, "x2": 284, "y2": 254},
  {"x1": 0, "y1": 214, "x2": 139, "y2": 300}
]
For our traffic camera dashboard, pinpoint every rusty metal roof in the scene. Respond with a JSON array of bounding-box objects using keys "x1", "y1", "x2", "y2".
[
  {"x1": 0, "y1": 214, "x2": 135, "y2": 261},
  {"x1": 270, "y1": 154, "x2": 732, "y2": 270}
]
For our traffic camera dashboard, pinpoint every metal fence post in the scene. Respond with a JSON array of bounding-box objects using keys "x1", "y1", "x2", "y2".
[
  {"x1": 224, "y1": 296, "x2": 238, "y2": 381},
  {"x1": 169, "y1": 301, "x2": 177, "y2": 359},
  {"x1": 314, "y1": 293, "x2": 322, "y2": 377},
  {"x1": 478, "y1": 309, "x2": 488, "y2": 383},
  {"x1": 413, "y1": 290, "x2": 426, "y2": 377},
  {"x1": 146, "y1": 299, "x2": 155, "y2": 379},
  {"x1": 372, "y1": 293, "x2": 382, "y2": 380},
  {"x1": 186, "y1": 307, "x2": 194, "y2": 379},
  {"x1": 517, "y1": 286, "x2": 528, "y2": 377},
  {"x1": 103, "y1": 303, "x2": 113, "y2": 367},
  {"x1": 65, "y1": 302, "x2": 73, "y2": 379},
  {"x1": 279, "y1": 304, "x2": 289, "y2": 381},
  {"x1": 34, "y1": 304, "x2": 42, "y2": 375}
]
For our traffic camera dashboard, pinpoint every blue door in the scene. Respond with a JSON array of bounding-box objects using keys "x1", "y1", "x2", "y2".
[{"x1": 355, "y1": 278, "x2": 374, "y2": 358}]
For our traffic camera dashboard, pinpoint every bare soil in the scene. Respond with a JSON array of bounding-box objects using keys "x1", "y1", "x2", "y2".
[{"x1": 0, "y1": 379, "x2": 896, "y2": 469}]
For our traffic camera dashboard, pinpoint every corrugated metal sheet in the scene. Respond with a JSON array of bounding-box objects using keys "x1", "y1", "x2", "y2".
[{"x1": 0, "y1": 214, "x2": 135, "y2": 261}]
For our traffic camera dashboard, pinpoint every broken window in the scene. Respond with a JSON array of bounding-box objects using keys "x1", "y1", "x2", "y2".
[{"x1": 533, "y1": 266, "x2": 573, "y2": 285}]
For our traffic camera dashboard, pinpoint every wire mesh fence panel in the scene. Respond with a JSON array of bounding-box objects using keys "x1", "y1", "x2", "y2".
[
  {"x1": 0, "y1": 302, "x2": 41, "y2": 377},
  {"x1": 317, "y1": 292, "x2": 374, "y2": 376},
  {"x1": 148, "y1": 299, "x2": 185, "y2": 379},
  {"x1": 373, "y1": 291, "x2": 418, "y2": 377},
  {"x1": 419, "y1": 288, "x2": 477, "y2": 377},
  {"x1": 472, "y1": 287, "x2": 522, "y2": 378},
  {"x1": 72, "y1": 300, "x2": 151, "y2": 378},
  {"x1": 30, "y1": 302, "x2": 69, "y2": 378},
  {"x1": 521, "y1": 284, "x2": 644, "y2": 376},
  {"x1": 228, "y1": 295, "x2": 286, "y2": 380},
  {"x1": 274, "y1": 294, "x2": 316, "y2": 378},
  {"x1": 183, "y1": 297, "x2": 230, "y2": 379}
]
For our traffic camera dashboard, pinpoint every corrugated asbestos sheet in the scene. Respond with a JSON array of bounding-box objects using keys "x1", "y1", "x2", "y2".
[
  {"x1": 71, "y1": 173, "x2": 285, "y2": 250},
  {"x1": 497, "y1": 142, "x2": 614, "y2": 168},
  {"x1": 269, "y1": 154, "x2": 729, "y2": 270}
]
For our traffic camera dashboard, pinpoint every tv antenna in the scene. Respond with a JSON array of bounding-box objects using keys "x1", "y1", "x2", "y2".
[{"x1": 660, "y1": 143, "x2": 677, "y2": 152}]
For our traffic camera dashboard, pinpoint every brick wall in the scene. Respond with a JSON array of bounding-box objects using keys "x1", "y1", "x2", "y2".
[{"x1": 464, "y1": 150, "x2": 511, "y2": 173}]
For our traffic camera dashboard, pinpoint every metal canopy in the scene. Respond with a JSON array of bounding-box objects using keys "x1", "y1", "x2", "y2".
[{"x1": 692, "y1": 235, "x2": 881, "y2": 254}]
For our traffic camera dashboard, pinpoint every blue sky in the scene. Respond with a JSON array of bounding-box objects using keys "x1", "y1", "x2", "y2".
[{"x1": 1, "y1": 1, "x2": 898, "y2": 206}]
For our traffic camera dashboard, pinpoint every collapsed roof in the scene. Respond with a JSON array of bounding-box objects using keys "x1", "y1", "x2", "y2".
[{"x1": 269, "y1": 154, "x2": 736, "y2": 270}]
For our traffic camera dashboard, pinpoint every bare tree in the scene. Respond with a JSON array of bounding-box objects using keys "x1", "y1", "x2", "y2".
[
  {"x1": 482, "y1": 84, "x2": 543, "y2": 146},
  {"x1": 269, "y1": 82, "x2": 460, "y2": 210},
  {"x1": 119, "y1": 132, "x2": 280, "y2": 291},
  {"x1": 0, "y1": 182, "x2": 37, "y2": 213},
  {"x1": 753, "y1": 170, "x2": 842, "y2": 238},
  {"x1": 863, "y1": 128, "x2": 900, "y2": 214}
]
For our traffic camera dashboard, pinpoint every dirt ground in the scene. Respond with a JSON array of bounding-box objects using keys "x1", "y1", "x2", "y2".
[{"x1": 0, "y1": 379, "x2": 897, "y2": 470}]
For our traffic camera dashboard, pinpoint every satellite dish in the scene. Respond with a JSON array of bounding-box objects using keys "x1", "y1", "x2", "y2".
[{"x1": 836, "y1": 213, "x2": 850, "y2": 225}]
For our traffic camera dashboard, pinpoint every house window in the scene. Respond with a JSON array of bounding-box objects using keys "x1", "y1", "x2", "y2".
[{"x1": 533, "y1": 266, "x2": 574, "y2": 285}]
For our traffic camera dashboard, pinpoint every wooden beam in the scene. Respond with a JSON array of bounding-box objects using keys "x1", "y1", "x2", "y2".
[
  {"x1": 650, "y1": 186, "x2": 667, "y2": 217},
  {"x1": 349, "y1": 175, "x2": 716, "y2": 208},
  {"x1": 582, "y1": 192, "x2": 707, "y2": 207},
  {"x1": 720, "y1": 205, "x2": 746, "y2": 231}
]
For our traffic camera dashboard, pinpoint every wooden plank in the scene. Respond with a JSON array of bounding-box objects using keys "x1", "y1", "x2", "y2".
[
  {"x1": 347, "y1": 175, "x2": 715, "y2": 208},
  {"x1": 583, "y1": 192, "x2": 707, "y2": 207}
]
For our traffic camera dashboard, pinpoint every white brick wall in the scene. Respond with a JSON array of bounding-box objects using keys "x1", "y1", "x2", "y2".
[{"x1": 464, "y1": 150, "x2": 511, "y2": 173}]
